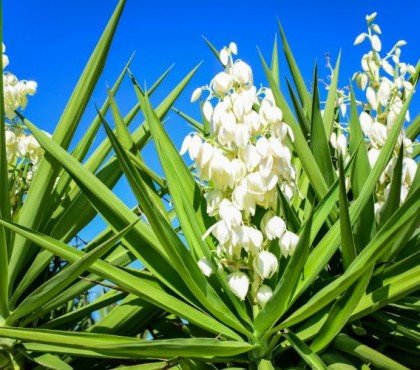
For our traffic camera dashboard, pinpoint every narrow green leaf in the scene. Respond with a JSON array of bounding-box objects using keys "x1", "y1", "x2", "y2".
[
  {"x1": 406, "y1": 113, "x2": 419, "y2": 140},
  {"x1": 278, "y1": 22, "x2": 312, "y2": 113},
  {"x1": 338, "y1": 155, "x2": 357, "y2": 270},
  {"x1": 270, "y1": 35, "x2": 280, "y2": 87},
  {"x1": 323, "y1": 52, "x2": 341, "y2": 136},
  {"x1": 310, "y1": 66, "x2": 335, "y2": 186},
  {"x1": 334, "y1": 334, "x2": 408, "y2": 370},
  {"x1": 284, "y1": 330, "x2": 327, "y2": 370}
]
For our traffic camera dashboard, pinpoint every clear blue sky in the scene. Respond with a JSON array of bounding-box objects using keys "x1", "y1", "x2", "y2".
[{"x1": 3, "y1": 0, "x2": 419, "y2": 240}]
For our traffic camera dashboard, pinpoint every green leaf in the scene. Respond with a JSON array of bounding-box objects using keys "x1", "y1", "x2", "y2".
[
  {"x1": 323, "y1": 52, "x2": 341, "y2": 136},
  {"x1": 278, "y1": 186, "x2": 419, "y2": 329},
  {"x1": 278, "y1": 22, "x2": 311, "y2": 113},
  {"x1": 270, "y1": 35, "x2": 280, "y2": 87},
  {"x1": 310, "y1": 266, "x2": 373, "y2": 353},
  {"x1": 0, "y1": 327, "x2": 254, "y2": 359},
  {"x1": 338, "y1": 155, "x2": 357, "y2": 270},
  {"x1": 310, "y1": 66, "x2": 335, "y2": 187},
  {"x1": 406, "y1": 113, "x2": 419, "y2": 140},
  {"x1": 284, "y1": 330, "x2": 327, "y2": 370},
  {"x1": 333, "y1": 334, "x2": 408, "y2": 370},
  {"x1": 348, "y1": 88, "x2": 373, "y2": 250},
  {"x1": 379, "y1": 144, "x2": 404, "y2": 227},
  {"x1": 7, "y1": 221, "x2": 138, "y2": 325}
]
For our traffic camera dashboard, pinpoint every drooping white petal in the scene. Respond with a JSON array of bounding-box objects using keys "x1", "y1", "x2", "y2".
[
  {"x1": 256, "y1": 285, "x2": 273, "y2": 307},
  {"x1": 191, "y1": 87, "x2": 202, "y2": 102},
  {"x1": 253, "y1": 251, "x2": 278, "y2": 279},
  {"x1": 198, "y1": 257, "x2": 213, "y2": 277}
]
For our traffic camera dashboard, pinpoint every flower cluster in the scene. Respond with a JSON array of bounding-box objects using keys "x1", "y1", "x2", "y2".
[
  {"x1": 3, "y1": 43, "x2": 42, "y2": 211},
  {"x1": 181, "y1": 43, "x2": 299, "y2": 304},
  {"x1": 351, "y1": 12, "x2": 417, "y2": 221},
  {"x1": 3, "y1": 43, "x2": 37, "y2": 119}
]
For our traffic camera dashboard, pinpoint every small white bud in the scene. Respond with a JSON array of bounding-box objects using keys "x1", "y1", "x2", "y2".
[
  {"x1": 354, "y1": 33, "x2": 367, "y2": 45},
  {"x1": 191, "y1": 87, "x2": 202, "y2": 102},
  {"x1": 395, "y1": 40, "x2": 407, "y2": 47},
  {"x1": 219, "y1": 48, "x2": 230, "y2": 66},
  {"x1": 370, "y1": 34, "x2": 382, "y2": 52},
  {"x1": 202, "y1": 100, "x2": 213, "y2": 122},
  {"x1": 198, "y1": 257, "x2": 213, "y2": 277},
  {"x1": 257, "y1": 285, "x2": 273, "y2": 307},
  {"x1": 366, "y1": 86, "x2": 378, "y2": 109},
  {"x1": 366, "y1": 12, "x2": 377, "y2": 22},
  {"x1": 229, "y1": 42, "x2": 238, "y2": 55},
  {"x1": 371, "y1": 24, "x2": 381, "y2": 34}
]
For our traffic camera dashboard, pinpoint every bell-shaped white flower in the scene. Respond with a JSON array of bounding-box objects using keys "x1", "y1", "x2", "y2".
[
  {"x1": 370, "y1": 121, "x2": 387, "y2": 146},
  {"x1": 262, "y1": 214, "x2": 286, "y2": 240},
  {"x1": 331, "y1": 133, "x2": 347, "y2": 156},
  {"x1": 231, "y1": 61, "x2": 253, "y2": 86},
  {"x1": 191, "y1": 87, "x2": 202, "y2": 102},
  {"x1": 227, "y1": 272, "x2": 249, "y2": 300},
  {"x1": 198, "y1": 257, "x2": 213, "y2": 277},
  {"x1": 211, "y1": 72, "x2": 233, "y2": 96},
  {"x1": 359, "y1": 112, "x2": 373, "y2": 136},
  {"x1": 239, "y1": 225, "x2": 263, "y2": 254},
  {"x1": 367, "y1": 148, "x2": 381, "y2": 168},
  {"x1": 219, "y1": 200, "x2": 242, "y2": 229},
  {"x1": 239, "y1": 144, "x2": 261, "y2": 171},
  {"x1": 253, "y1": 251, "x2": 279, "y2": 279},
  {"x1": 377, "y1": 80, "x2": 391, "y2": 106},
  {"x1": 205, "y1": 190, "x2": 224, "y2": 216},
  {"x1": 402, "y1": 158, "x2": 417, "y2": 186},
  {"x1": 279, "y1": 231, "x2": 299, "y2": 258},
  {"x1": 203, "y1": 220, "x2": 230, "y2": 245},
  {"x1": 366, "y1": 86, "x2": 378, "y2": 109},
  {"x1": 257, "y1": 285, "x2": 273, "y2": 307}
]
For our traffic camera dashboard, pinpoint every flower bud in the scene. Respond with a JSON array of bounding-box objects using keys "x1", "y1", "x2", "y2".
[
  {"x1": 198, "y1": 257, "x2": 213, "y2": 277},
  {"x1": 202, "y1": 100, "x2": 213, "y2": 122},
  {"x1": 365, "y1": 12, "x2": 377, "y2": 22},
  {"x1": 279, "y1": 231, "x2": 299, "y2": 258},
  {"x1": 354, "y1": 33, "x2": 366, "y2": 45},
  {"x1": 257, "y1": 285, "x2": 273, "y2": 307},
  {"x1": 229, "y1": 42, "x2": 238, "y2": 55},
  {"x1": 253, "y1": 251, "x2": 279, "y2": 279},
  {"x1": 370, "y1": 34, "x2": 382, "y2": 52},
  {"x1": 191, "y1": 87, "x2": 202, "y2": 102},
  {"x1": 227, "y1": 272, "x2": 250, "y2": 300},
  {"x1": 219, "y1": 48, "x2": 230, "y2": 66},
  {"x1": 366, "y1": 86, "x2": 378, "y2": 109}
]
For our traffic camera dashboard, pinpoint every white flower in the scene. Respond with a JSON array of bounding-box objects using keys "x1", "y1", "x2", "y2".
[
  {"x1": 253, "y1": 251, "x2": 278, "y2": 279},
  {"x1": 229, "y1": 42, "x2": 238, "y2": 55},
  {"x1": 367, "y1": 148, "x2": 381, "y2": 168},
  {"x1": 227, "y1": 272, "x2": 249, "y2": 300},
  {"x1": 203, "y1": 220, "x2": 230, "y2": 245},
  {"x1": 198, "y1": 257, "x2": 213, "y2": 277},
  {"x1": 231, "y1": 61, "x2": 253, "y2": 86},
  {"x1": 239, "y1": 225, "x2": 263, "y2": 254},
  {"x1": 279, "y1": 231, "x2": 299, "y2": 258},
  {"x1": 359, "y1": 112, "x2": 373, "y2": 136},
  {"x1": 202, "y1": 100, "x2": 213, "y2": 122},
  {"x1": 219, "y1": 48, "x2": 230, "y2": 66},
  {"x1": 257, "y1": 285, "x2": 273, "y2": 307},
  {"x1": 211, "y1": 72, "x2": 234, "y2": 96},
  {"x1": 205, "y1": 190, "x2": 224, "y2": 216},
  {"x1": 402, "y1": 158, "x2": 417, "y2": 186},
  {"x1": 381, "y1": 60, "x2": 394, "y2": 76},
  {"x1": 370, "y1": 122, "x2": 387, "y2": 146},
  {"x1": 370, "y1": 34, "x2": 382, "y2": 52},
  {"x1": 366, "y1": 12, "x2": 377, "y2": 22},
  {"x1": 377, "y1": 80, "x2": 391, "y2": 106},
  {"x1": 262, "y1": 214, "x2": 286, "y2": 240},
  {"x1": 219, "y1": 200, "x2": 242, "y2": 229},
  {"x1": 366, "y1": 86, "x2": 378, "y2": 109},
  {"x1": 354, "y1": 33, "x2": 367, "y2": 45}
]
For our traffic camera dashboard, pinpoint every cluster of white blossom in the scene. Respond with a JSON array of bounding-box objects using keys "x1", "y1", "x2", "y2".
[
  {"x1": 352, "y1": 12, "x2": 417, "y2": 221},
  {"x1": 181, "y1": 43, "x2": 299, "y2": 305},
  {"x1": 3, "y1": 43, "x2": 43, "y2": 210},
  {"x1": 3, "y1": 44, "x2": 37, "y2": 119},
  {"x1": 329, "y1": 13, "x2": 417, "y2": 222}
]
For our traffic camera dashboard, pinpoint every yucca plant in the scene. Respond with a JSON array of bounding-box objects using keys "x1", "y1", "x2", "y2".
[{"x1": 0, "y1": 1, "x2": 419, "y2": 369}]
